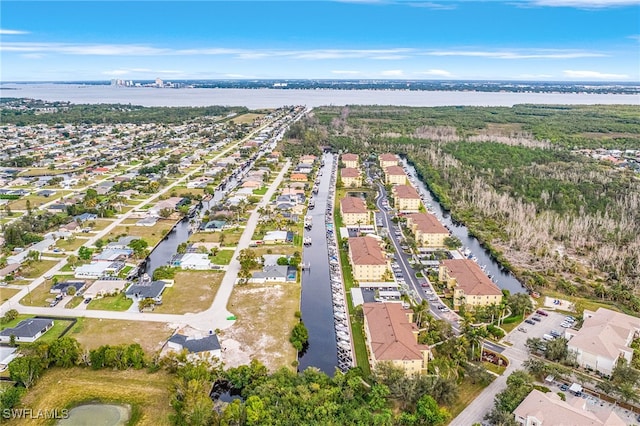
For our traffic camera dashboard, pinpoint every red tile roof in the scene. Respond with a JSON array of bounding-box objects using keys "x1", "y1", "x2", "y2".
[
  {"x1": 349, "y1": 236, "x2": 386, "y2": 265},
  {"x1": 340, "y1": 196, "x2": 367, "y2": 214}
]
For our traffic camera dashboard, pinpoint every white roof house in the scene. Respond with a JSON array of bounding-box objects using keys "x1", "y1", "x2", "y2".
[
  {"x1": 513, "y1": 389, "x2": 625, "y2": 426},
  {"x1": 565, "y1": 308, "x2": 640, "y2": 376},
  {"x1": 178, "y1": 253, "x2": 211, "y2": 270}
]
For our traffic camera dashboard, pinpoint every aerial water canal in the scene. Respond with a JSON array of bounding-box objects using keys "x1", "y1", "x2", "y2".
[
  {"x1": 299, "y1": 152, "x2": 339, "y2": 374},
  {"x1": 401, "y1": 158, "x2": 526, "y2": 295}
]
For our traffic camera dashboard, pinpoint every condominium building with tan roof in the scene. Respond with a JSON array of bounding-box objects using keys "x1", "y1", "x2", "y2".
[
  {"x1": 439, "y1": 259, "x2": 503, "y2": 310},
  {"x1": 348, "y1": 235, "x2": 388, "y2": 282},
  {"x1": 405, "y1": 213, "x2": 449, "y2": 248},
  {"x1": 362, "y1": 302, "x2": 430, "y2": 375},
  {"x1": 340, "y1": 196, "x2": 371, "y2": 226}
]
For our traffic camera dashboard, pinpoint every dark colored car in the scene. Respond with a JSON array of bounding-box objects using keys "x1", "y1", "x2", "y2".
[
  {"x1": 525, "y1": 319, "x2": 536, "y2": 325},
  {"x1": 536, "y1": 309, "x2": 549, "y2": 316}
]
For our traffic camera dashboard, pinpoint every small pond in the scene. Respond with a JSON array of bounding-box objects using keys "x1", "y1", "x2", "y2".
[{"x1": 57, "y1": 404, "x2": 131, "y2": 426}]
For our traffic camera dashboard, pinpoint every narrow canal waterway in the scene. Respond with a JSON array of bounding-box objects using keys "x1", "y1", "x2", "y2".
[
  {"x1": 299, "y1": 152, "x2": 339, "y2": 374},
  {"x1": 401, "y1": 158, "x2": 527, "y2": 295}
]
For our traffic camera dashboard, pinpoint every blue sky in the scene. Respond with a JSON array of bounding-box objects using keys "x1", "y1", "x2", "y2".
[{"x1": 1, "y1": 0, "x2": 639, "y2": 82}]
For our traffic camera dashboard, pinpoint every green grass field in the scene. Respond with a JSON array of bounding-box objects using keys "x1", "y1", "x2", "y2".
[{"x1": 87, "y1": 293, "x2": 133, "y2": 311}]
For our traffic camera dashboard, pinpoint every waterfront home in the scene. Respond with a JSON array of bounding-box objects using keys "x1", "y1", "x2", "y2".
[
  {"x1": 405, "y1": 213, "x2": 449, "y2": 248},
  {"x1": 248, "y1": 265, "x2": 297, "y2": 283},
  {"x1": 363, "y1": 302, "x2": 430, "y2": 375},
  {"x1": 439, "y1": 259, "x2": 503, "y2": 311},
  {"x1": 565, "y1": 308, "x2": 640, "y2": 377},
  {"x1": 83, "y1": 279, "x2": 128, "y2": 299},
  {"x1": 172, "y1": 253, "x2": 212, "y2": 270},
  {"x1": 348, "y1": 235, "x2": 388, "y2": 282}
]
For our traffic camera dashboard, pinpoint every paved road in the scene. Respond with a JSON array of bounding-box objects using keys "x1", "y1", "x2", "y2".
[{"x1": 0, "y1": 160, "x2": 291, "y2": 333}]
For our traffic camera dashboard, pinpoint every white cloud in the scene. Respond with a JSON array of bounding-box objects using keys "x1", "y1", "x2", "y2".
[
  {"x1": 417, "y1": 69, "x2": 452, "y2": 77},
  {"x1": 0, "y1": 29, "x2": 29, "y2": 35},
  {"x1": 628, "y1": 35, "x2": 640, "y2": 41},
  {"x1": 406, "y1": 2, "x2": 457, "y2": 9},
  {"x1": 1, "y1": 42, "x2": 168, "y2": 56},
  {"x1": 102, "y1": 69, "x2": 131, "y2": 76},
  {"x1": 20, "y1": 53, "x2": 45, "y2": 59},
  {"x1": 563, "y1": 70, "x2": 629, "y2": 79},
  {"x1": 529, "y1": 0, "x2": 640, "y2": 7},
  {"x1": 381, "y1": 69, "x2": 404, "y2": 76},
  {"x1": 426, "y1": 49, "x2": 606, "y2": 59},
  {"x1": 331, "y1": 70, "x2": 362, "y2": 75}
]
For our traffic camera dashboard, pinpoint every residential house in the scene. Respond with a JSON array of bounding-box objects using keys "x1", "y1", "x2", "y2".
[
  {"x1": 392, "y1": 185, "x2": 421, "y2": 212},
  {"x1": 341, "y1": 153, "x2": 359, "y2": 168},
  {"x1": 167, "y1": 333, "x2": 222, "y2": 361},
  {"x1": 290, "y1": 173, "x2": 308, "y2": 182},
  {"x1": 0, "y1": 318, "x2": 54, "y2": 343},
  {"x1": 83, "y1": 279, "x2": 128, "y2": 299},
  {"x1": 340, "y1": 196, "x2": 370, "y2": 226},
  {"x1": 348, "y1": 235, "x2": 388, "y2": 282},
  {"x1": 439, "y1": 259, "x2": 503, "y2": 310},
  {"x1": 565, "y1": 308, "x2": 640, "y2": 376},
  {"x1": 150, "y1": 197, "x2": 185, "y2": 216},
  {"x1": 340, "y1": 168, "x2": 362, "y2": 188},
  {"x1": 379, "y1": 153, "x2": 399, "y2": 169},
  {"x1": 263, "y1": 230, "x2": 294, "y2": 244},
  {"x1": 248, "y1": 265, "x2": 297, "y2": 284},
  {"x1": 50, "y1": 280, "x2": 86, "y2": 295},
  {"x1": 106, "y1": 236, "x2": 139, "y2": 250},
  {"x1": 299, "y1": 155, "x2": 317, "y2": 165},
  {"x1": 93, "y1": 248, "x2": 133, "y2": 262},
  {"x1": 173, "y1": 253, "x2": 211, "y2": 270},
  {"x1": 405, "y1": 213, "x2": 449, "y2": 248},
  {"x1": 384, "y1": 165, "x2": 408, "y2": 186},
  {"x1": 363, "y1": 303, "x2": 430, "y2": 375},
  {"x1": 74, "y1": 261, "x2": 124, "y2": 279},
  {"x1": 125, "y1": 278, "x2": 167, "y2": 304},
  {"x1": 513, "y1": 389, "x2": 625, "y2": 426}
]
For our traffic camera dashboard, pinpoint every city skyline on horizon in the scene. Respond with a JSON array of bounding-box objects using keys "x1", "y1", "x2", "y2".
[{"x1": 1, "y1": 0, "x2": 639, "y2": 82}]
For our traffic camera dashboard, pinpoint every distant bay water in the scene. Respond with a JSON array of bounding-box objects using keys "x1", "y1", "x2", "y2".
[{"x1": 1, "y1": 83, "x2": 638, "y2": 108}]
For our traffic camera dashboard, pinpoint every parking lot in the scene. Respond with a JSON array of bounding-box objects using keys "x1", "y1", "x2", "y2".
[
  {"x1": 503, "y1": 309, "x2": 569, "y2": 349},
  {"x1": 503, "y1": 310, "x2": 640, "y2": 425}
]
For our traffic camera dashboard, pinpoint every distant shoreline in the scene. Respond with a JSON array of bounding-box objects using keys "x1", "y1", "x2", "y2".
[{"x1": 1, "y1": 83, "x2": 638, "y2": 109}]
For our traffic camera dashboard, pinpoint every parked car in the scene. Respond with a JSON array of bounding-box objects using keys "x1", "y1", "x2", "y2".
[
  {"x1": 560, "y1": 384, "x2": 569, "y2": 391},
  {"x1": 84, "y1": 297, "x2": 92, "y2": 304},
  {"x1": 517, "y1": 327, "x2": 528, "y2": 333},
  {"x1": 550, "y1": 330, "x2": 561, "y2": 337},
  {"x1": 536, "y1": 309, "x2": 549, "y2": 316},
  {"x1": 532, "y1": 316, "x2": 542, "y2": 322},
  {"x1": 524, "y1": 319, "x2": 536, "y2": 325},
  {"x1": 560, "y1": 322, "x2": 572, "y2": 328}
]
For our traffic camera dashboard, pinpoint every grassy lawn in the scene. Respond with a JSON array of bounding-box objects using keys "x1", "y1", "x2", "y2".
[
  {"x1": 211, "y1": 249, "x2": 235, "y2": 265},
  {"x1": 252, "y1": 186, "x2": 268, "y2": 195},
  {"x1": 104, "y1": 220, "x2": 177, "y2": 247},
  {"x1": 542, "y1": 289, "x2": 629, "y2": 315},
  {"x1": 86, "y1": 219, "x2": 116, "y2": 231},
  {"x1": 249, "y1": 246, "x2": 300, "y2": 258},
  {"x1": 446, "y1": 379, "x2": 492, "y2": 419},
  {"x1": 65, "y1": 295, "x2": 85, "y2": 309},
  {"x1": 233, "y1": 112, "x2": 264, "y2": 124},
  {"x1": 500, "y1": 313, "x2": 524, "y2": 333},
  {"x1": 154, "y1": 270, "x2": 224, "y2": 314},
  {"x1": 19, "y1": 260, "x2": 60, "y2": 279},
  {"x1": 36, "y1": 318, "x2": 76, "y2": 344},
  {"x1": 188, "y1": 228, "x2": 243, "y2": 245},
  {"x1": 0, "y1": 314, "x2": 35, "y2": 330},
  {"x1": 482, "y1": 361, "x2": 507, "y2": 375},
  {"x1": 87, "y1": 293, "x2": 133, "y2": 311},
  {"x1": 223, "y1": 281, "x2": 300, "y2": 372},
  {"x1": 0, "y1": 287, "x2": 21, "y2": 302},
  {"x1": 68, "y1": 318, "x2": 173, "y2": 355},
  {"x1": 9, "y1": 193, "x2": 69, "y2": 210},
  {"x1": 19, "y1": 282, "x2": 57, "y2": 307},
  {"x1": 11, "y1": 367, "x2": 174, "y2": 426}
]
